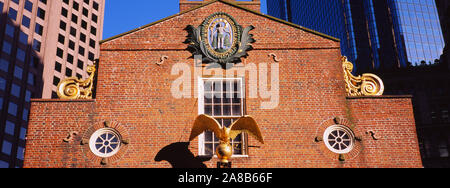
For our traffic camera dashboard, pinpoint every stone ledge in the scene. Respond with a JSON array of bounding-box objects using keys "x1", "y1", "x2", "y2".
[{"x1": 31, "y1": 99, "x2": 96, "y2": 103}]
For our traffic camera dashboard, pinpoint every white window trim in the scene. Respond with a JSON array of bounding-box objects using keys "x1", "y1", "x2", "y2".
[{"x1": 197, "y1": 77, "x2": 248, "y2": 157}]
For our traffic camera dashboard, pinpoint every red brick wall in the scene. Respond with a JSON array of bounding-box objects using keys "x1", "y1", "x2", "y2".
[
  {"x1": 23, "y1": 1, "x2": 422, "y2": 168},
  {"x1": 344, "y1": 96, "x2": 423, "y2": 168},
  {"x1": 24, "y1": 100, "x2": 96, "y2": 168}
]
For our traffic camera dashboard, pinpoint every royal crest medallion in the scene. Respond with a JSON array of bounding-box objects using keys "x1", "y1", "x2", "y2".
[{"x1": 185, "y1": 12, "x2": 255, "y2": 67}]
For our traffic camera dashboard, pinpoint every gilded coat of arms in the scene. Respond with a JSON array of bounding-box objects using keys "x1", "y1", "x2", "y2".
[{"x1": 185, "y1": 12, "x2": 255, "y2": 67}]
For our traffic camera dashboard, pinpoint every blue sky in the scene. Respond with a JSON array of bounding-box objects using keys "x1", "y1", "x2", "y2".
[{"x1": 102, "y1": 0, "x2": 268, "y2": 40}]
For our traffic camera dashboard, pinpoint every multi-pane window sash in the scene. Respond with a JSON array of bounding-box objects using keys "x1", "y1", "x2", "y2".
[{"x1": 199, "y1": 78, "x2": 247, "y2": 156}]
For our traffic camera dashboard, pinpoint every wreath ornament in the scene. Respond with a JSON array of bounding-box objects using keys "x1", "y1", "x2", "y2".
[{"x1": 185, "y1": 12, "x2": 256, "y2": 68}]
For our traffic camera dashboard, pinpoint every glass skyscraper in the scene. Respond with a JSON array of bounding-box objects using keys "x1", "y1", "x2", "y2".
[
  {"x1": 267, "y1": 0, "x2": 445, "y2": 74},
  {"x1": 267, "y1": 0, "x2": 354, "y2": 67},
  {"x1": 389, "y1": 0, "x2": 444, "y2": 66},
  {"x1": 268, "y1": 0, "x2": 450, "y2": 168}
]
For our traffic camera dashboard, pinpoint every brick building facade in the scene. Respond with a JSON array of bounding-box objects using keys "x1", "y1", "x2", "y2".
[{"x1": 23, "y1": 0, "x2": 422, "y2": 168}]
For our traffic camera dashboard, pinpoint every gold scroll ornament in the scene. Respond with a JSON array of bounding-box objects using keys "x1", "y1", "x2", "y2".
[
  {"x1": 57, "y1": 64, "x2": 96, "y2": 99},
  {"x1": 342, "y1": 56, "x2": 384, "y2": 96}
]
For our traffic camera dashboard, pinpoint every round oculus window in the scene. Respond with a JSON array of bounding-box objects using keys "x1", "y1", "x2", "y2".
[
  {"x1": 89, "y1": 128, "x2": 122, "y2": 158},
  {"x1": 323, "y1": 125, "x2": 355, "y2": 154}
]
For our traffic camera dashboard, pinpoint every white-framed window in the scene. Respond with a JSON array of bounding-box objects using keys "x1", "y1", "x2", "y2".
[
  {"x1": 323, "y1": 125, "x2": 355, "y2": 154},
  {"x1": 89, "y1": 128, "x2": 122, "y2": 158},
  {"x1": 198, "y1": 77, "x2": 247, "y2": 156}
]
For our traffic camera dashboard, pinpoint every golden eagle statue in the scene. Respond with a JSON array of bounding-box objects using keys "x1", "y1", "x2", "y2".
[{"x1": 189, "y1": 114, "x2": 264, "y2": 164}]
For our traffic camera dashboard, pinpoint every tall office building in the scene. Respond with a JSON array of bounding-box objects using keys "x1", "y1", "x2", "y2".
[
  {"x1": 268, "y1": 0, "x2": 449, "y2": 168},
  {"x1": 267, "y1": 0, "x2": 445, "y2": 74},
  {"x1": 0, "y1": 0, "x2": 105, "y2": 168},
  {"x1": 267, "y1": 0, "x2": 355, "y2": 70}
]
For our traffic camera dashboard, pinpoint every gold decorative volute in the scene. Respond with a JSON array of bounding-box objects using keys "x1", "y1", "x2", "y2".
[
  {"x1": 57, "y1": 64, "x2": 96, "y2": 99},
  {"x1": 342, "y1": 56, "x2": 384, "y2": 97}
]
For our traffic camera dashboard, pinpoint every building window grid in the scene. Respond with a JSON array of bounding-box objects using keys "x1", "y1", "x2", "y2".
[
  {"x1": 390, "y1": 0, "x2": 445, "y2": 65},
  {"x1": 58, "y1": 0, "x2": 101, "y2": 74}
]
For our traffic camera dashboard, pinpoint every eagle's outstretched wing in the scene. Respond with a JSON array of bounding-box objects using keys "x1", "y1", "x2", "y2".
[
  {"x1": 230, "y1": 116, "x2": 264, "y2": 144},
  {"x1": 189, "y1": 114, "x2": 222, "y2": 141}
]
